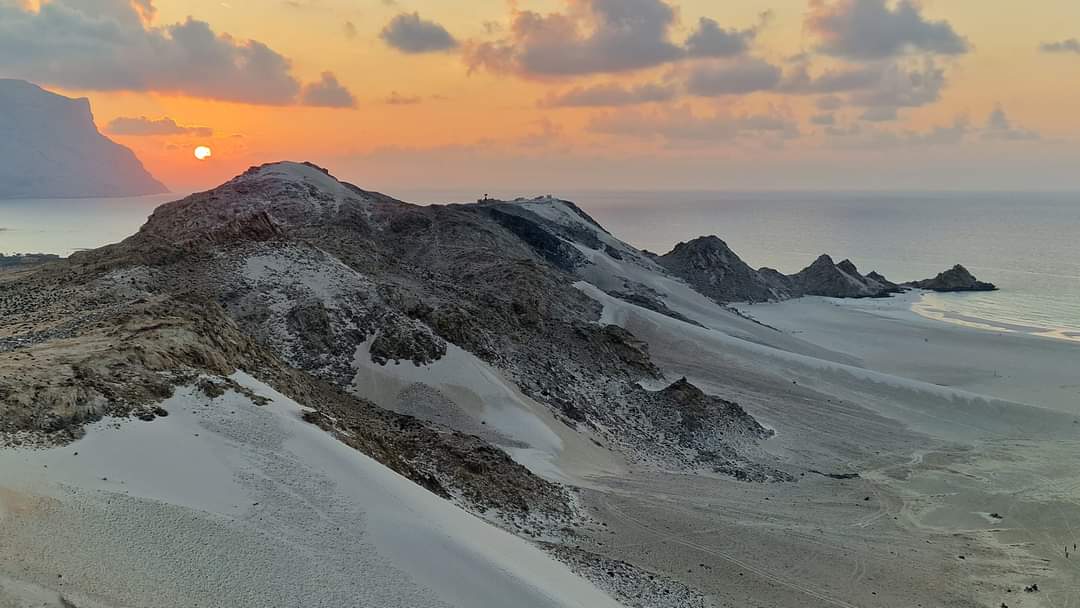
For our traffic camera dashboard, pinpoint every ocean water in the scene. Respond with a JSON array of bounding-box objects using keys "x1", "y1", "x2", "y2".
[
  {"x1": 0, "y1": 194, "x2": 179, "y2": 256},
  {"x1": 3, "y1": 190, "x2": 1078, "y2": 341},
  {"x1": 570, "y1": 190, "x2": 1080, "y2": 342}
]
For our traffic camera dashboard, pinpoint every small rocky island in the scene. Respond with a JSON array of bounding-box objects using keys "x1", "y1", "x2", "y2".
[{"x1": 905, "y1": 264, "x2": 998, "y2": 292}]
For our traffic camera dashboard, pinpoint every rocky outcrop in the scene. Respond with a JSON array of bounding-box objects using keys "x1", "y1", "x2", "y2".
[
  {"x1": 906, "y1": 265, "x2": 997, "y2": 292},
  {"x1": 785, "y1": 255, "x2": 897, "y2": 299},
  {"x1": 655, "y1": 238, "x2": 904, "y2": 305},
  {"x1": 0, "y1": 79, "x2": 166, "y2": 198},
  {"x1": 658, "y1": 236, "x2": 786, "y2": 303}
]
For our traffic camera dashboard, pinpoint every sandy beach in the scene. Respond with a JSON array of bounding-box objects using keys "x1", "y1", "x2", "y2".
[{"x1": 572, "y1": 289, "x2": 1080, "y2": 608}]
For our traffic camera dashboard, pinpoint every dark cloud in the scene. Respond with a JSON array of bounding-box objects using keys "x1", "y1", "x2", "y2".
[
  {"x1": 0, "y1": 0, "x2": 352, "y2": 106},
  {"x1": 300, "y1": 72, "x2": 356, "y2": 108},
  {"x1": 542, "y1": 82, "x2": 675, "y2": 107},
  {"x1": 1040, "y1": 38, "x2": 1080, "y2": 54},
  {"x1": 106, "y1": 116, "x2": 213, "y2": 137},
  {"x1": 463, "y1": 1, "x2": 773, "y2": 83},
  {"x1": 381, "y1": 12, "x2": 458, "y2": 53},
  {"x1": 465, "y1": 0, "x2": 683, "y2": 77},
  {"x1": 684, "y1": 17, "x2": 755, "y2": 58},
  {"x1": 807, "y1": 0, "x2": 968, "y2": 60},
  {"x1": 685, "y1": 58, "x2": 782, "y2": 96},
  {"x1": 810, "y1": 113, "x2": 836, "y2": 126},
  {"x1": 779, "y1": 64, "x2": 882, "y2": 94},
  {"x1": 848, "y1": 61, "x2": 945, "y2": 108}
]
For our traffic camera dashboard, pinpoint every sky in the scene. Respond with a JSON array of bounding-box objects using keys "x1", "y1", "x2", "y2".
[{"x1": 3, "y1": 0, "x2": 1080, "y2": 193}]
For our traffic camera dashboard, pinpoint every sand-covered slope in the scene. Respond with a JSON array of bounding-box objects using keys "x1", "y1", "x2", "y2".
[{"x1": 0, "y1": 375, "x2": 623, "y2": 608}]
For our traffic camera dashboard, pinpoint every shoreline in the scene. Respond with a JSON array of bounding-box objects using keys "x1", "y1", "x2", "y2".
[{"x1": 910, "y1": 290, "x2": 1080, "y2": 344}]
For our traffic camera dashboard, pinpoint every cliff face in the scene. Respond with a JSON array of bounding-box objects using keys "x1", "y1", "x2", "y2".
[{"x1": 0, "y1": 79, "x2": 166, "y2": 199}]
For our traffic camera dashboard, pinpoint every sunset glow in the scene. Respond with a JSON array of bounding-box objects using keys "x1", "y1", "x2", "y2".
[{"x1": 5, "y1": 0, "x2": 1079, "y2": 192}]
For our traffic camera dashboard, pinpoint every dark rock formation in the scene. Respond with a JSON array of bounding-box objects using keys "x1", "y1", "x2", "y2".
[
  {"x1": 655, "y1": 239, "x2": 906, "y2": 305},
  {"x1": 906, "y1": 265, "x2": 997, "y2": 292},
  {"x1": 0, "y1": 79, "x2": 166, "y2": 198},
  {"x1": 786, "y1": 255, "x2": 896, "y2": 299},
  {"x1": 658, "y1": 236, "x2": 786, "y2": 303}
]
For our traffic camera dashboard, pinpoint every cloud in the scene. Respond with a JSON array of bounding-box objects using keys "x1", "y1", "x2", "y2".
[
  {"x1": 860, "y1": 106, "x2": 898, "y2": 121},
  {"x1": 779, "y1": 59, "x2": 948, "y2": 115},
  {"x1": 811, "y1": 113, "x2": 836, "y2": 125},
  {"x1": 300, "y1": 72, "x2": 356, "y2": 108},
  {"x1": 465, "y1": 0, "x2": 685, "y2": 77},
  {"x1": 381, "y1": 12, "x2": 458, "y2": 53},
  {"x1": 827, "y1": 117, "x2": 970, "y2": 148},
  {"x1": 807, "y1": 0, "x2": 969, "y2": 60},
  {"x1": 0, "y1": 0, "x2": 352, "y2": 106},
  {"x1": 779, "y1": 63, "x2": 882, "y2": 94},
  {"x1": 385, "y1": 91, "x2": 423, "y2": 105},
  {"x1": 848, "y1": 61, "x2": 945, "y2": 108},
  {"x1": 816, "y1": 95, "x2": 845, "y2": 110},
  {"x1": 588, "y1": 105, "x2": 799, "y2": 143},
  {"x1": 1040, "y1": 38, "x2": 1080, "y2": 54},
  {"x1": 983, "y1": 105, "x2": 1040, "y2": 141},
  {"x1": 463, "y1": 1, "x2": 774, "y2": 83},
  {"x1": 106, "y1": 116, "x2": 213, "y2": 137},
  {"x1": 685, "y1": 58, "x2": 782, "y2": 96},
  {"x1": 542, "y1": 82, "x2": 675, "y2": 107},
  {"x1": 684, "y1": 17, "x2": 756, "y2": 58},
  {"x1": 344, "y1": 21, "x2": 358, "y2": 39}
]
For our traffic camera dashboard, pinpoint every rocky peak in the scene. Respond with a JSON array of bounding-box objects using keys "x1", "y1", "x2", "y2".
[
  {"x1": 138, "y1": 162, "x2": 397, "y2": 245},
  {"x1": 789, "y1": 254, "x2": 891, "y2": 298},
  {"x1": 906, "y1": 264, "x2": 997, "y2": 292},
  {"x1": 658, "y1": 236, "x2": 787, "y2": 303},
  {"x1": 836, "y1": 259, "x2": 860, "y2": 276}
]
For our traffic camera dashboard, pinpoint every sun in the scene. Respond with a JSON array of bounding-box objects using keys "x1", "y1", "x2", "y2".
[{"x1": 194, "y1": 146, "x2": 213, "y2": 161}]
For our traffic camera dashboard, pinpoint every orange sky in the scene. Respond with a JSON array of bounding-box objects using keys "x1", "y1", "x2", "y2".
[{"x1": 12, "y1": 0, "x2": 1080, "y2": 191}]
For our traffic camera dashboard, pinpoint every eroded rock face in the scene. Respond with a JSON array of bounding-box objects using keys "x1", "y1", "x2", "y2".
[
  {"x1": 906, "y1": 264, "x2": 997, "y2": 292},
  {"x1": 658, "y1": 236, "x2": 787, "y2": 303},
  {"x1": 0, "y1": 79, "x2": 166, "y2": 199}
]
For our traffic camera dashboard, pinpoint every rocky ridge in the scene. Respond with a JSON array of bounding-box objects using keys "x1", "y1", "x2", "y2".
[{"x1": 1, "y1": 163, "x2": 784, "y2": 529}]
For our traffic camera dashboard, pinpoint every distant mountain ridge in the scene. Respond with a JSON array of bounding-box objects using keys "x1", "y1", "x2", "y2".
[{"x1": 0, "y1": 79, "x2": 166, "y2": 199}]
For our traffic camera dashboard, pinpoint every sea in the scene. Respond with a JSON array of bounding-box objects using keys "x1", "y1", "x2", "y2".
[{"x1": 2, "y1": 190, "x2": 1078, "y2": 342}]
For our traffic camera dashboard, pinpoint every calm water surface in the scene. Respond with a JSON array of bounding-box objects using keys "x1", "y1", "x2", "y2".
[{"x1": 3, "y1": 190, "x2": 1078, "y2": 340}]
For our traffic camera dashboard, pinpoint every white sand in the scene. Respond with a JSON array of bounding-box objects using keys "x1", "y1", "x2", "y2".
[
  {"x1": 736, "y1": 292, "x2": 1080, "y2": 415},
  {"x1": 568, "y1": 274, "x2": 1080, "y2": 608},
  {"x1": 351, "y1": 340, "x2": 626, "y2": 485},
  {"x1": 0, "y1": 374, "x2": 623, "y2": 608}
]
